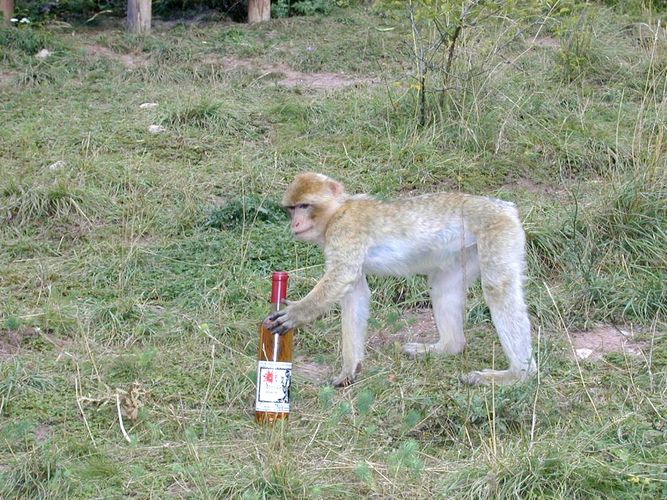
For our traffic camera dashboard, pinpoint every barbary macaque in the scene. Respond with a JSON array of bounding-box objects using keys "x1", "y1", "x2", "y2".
[{"x1": 265, "y1": 172, "x2": 536, "y2": 387}]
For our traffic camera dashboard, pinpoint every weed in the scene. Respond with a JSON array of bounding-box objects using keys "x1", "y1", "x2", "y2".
[
  {"x1": 0, "y1": 361, "x2": 55, "y2": 415},
  {"x1": 388, "y1": 439, "x2": 424, "y2": 478},
  {"x1": 0, "y1": 26, "x2": 60, "y2": 55},
  {"x1": 206, "y1": 195, "x2": 287, "y2": 230},
  {"x1": 273, "y1": 0, "x2": 335, "y2": 18}
]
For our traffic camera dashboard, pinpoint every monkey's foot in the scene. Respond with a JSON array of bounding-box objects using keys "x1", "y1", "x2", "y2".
[
  {"x1": 461, "y1": 369, "x2": 528, "y2": 386},
  {"x1": 403, "y1": 342, "x2": 439, "y2": 357},
  {"x1": 332, "y1": 374, "x2": 354, "y2": 387},
  {"x1": 332, "y1": 363, "x2": 362, "y2": 388},
  {"x1": 402, "y1": 341, "x2": 464, "y2": 357}
]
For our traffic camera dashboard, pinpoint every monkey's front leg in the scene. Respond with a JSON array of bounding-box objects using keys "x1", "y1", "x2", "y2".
[
  {"x1": 332, "y1": 276, "x2": 371, "y2": 387},
  {"x1": 264, "y1": 271, "x2": 350, "y2": 335}
]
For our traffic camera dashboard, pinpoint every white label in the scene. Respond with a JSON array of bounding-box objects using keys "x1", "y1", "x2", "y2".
[{"x1": 255, "y1": 361, "x2": 292, "y2": 413}]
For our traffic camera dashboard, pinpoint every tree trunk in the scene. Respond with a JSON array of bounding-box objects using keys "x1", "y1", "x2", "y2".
[
  {"x1": 127, "y1": 0, "x2": 151, "y2": 34},
  {"x1": 248, "y1": 0, "x2": 270, "y2": 24},
  {"x1": 2, "y1": 0, "x2": 14, "y2": 26}
]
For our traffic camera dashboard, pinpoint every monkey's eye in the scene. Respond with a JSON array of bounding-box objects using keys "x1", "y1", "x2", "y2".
[{"x1": 296, "y1": 203, "x2": 311, "y2": 210}]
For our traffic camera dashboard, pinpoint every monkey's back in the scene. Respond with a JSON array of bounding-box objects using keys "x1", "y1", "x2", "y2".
[
  {"x1": 333, "y1": 192, "x2": 520, "y2": 238},
  {"x1": 324, "y1": 192, "x2": 523, "y2": 277}
]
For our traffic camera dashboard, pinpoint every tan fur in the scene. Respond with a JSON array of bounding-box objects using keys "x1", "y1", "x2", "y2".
[{"x1": 266, "y1": 173, "x2": 536, "y2": 386}]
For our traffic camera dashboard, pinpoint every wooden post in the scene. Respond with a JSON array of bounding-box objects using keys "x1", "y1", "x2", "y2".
[
  {"x1": 248, "y1": 0, "x2": 270, "y2": 23},
  {"x1": 2, "y1": 0, "x2": 14, "y2": 26},
  {"x1": 127, "y1": 0, "x2": 151, "y2": 34}
]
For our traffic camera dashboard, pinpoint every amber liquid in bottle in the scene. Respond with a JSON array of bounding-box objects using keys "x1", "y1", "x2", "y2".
[{"x1": 255, "y1": 272, "x2": 294, "y2": 424}]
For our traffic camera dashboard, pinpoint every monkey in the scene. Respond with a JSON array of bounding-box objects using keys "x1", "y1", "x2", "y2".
[{"x1": 264, "y1": 172, "x2": 536, "y2": 387}]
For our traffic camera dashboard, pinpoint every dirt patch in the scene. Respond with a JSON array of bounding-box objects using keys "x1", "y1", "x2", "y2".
[
  {"x1": 0, "y1": 71, "x2": 19, "y2": 86},
  {"x1": 202, "y1": 55, "x2": 376, "y2": 90},
  {"x1": 84, "y1": 44, "x2": 150, "y2": 69},
  {"x1": 34, "y1": 423, "x2": 53, "y2": 443},
  {"x1": 369, "y1": 308, "x2": 437, "y2": 350},
  {"x1": 569, "y1": 326, "x2": 649, "y2": 361},
  {"x1": 501, "y1": 177, "x2": 567, "y2": 198},
  {"x1": 294, "y1": 355, "x2": 330, "y2": 384},
  {"x1": 530, "y1": 36, "x2": 560, "y2": 48},
  {"x1": 79, "y1": 48, "x2": 373, "y2": 89},
  {"x1": 368, "y1": 313, "x2": 654, "y2": 364},
  {"x1": 0, "y1": 327, "x2": 41, "y2": 360},
  {"x1": 277, "y1": 70, "x2": 371, "y2": 90},
  {"x1": 0, "y1": 327, "x2": 66, "y2": 360},
  {"x1": 165, "y1": 480, "x2": 194, "y2": 497}
]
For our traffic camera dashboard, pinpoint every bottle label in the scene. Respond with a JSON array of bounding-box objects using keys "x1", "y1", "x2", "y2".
[{"x1": 255, "y1": 360, "x2": 292, "y2": 413}]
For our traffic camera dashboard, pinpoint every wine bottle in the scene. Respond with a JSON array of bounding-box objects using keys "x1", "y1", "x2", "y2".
[{"x1": 255, "y1": 271, "x2": 294, "y2": 424}]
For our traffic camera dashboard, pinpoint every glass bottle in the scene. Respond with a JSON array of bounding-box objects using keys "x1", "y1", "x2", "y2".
[{"x1": 255, "y1": 271, "x2": 294, "y2": 424}]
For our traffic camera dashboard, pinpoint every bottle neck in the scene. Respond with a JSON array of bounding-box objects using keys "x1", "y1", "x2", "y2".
[
  {"x1": 270, "y1": 272, "x2": 289, "y2": 312},
  {"x1": 270, "y1": 300, "x2": 282, "y2": 313}
]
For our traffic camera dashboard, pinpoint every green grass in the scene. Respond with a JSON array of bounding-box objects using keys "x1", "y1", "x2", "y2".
[{"x1": 1, "y1": 3, "x2": 666, "y2": 498}]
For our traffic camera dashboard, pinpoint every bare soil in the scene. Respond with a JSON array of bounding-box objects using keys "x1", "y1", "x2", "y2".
[
  {"x1": 83, "y1": 44, "x2": 150, "y2": 68},
  {"x1": 367, "y1": 309, "x2": 652, "y2": 363},
  {"x1": 530, "y1": 36, "x2": 561, "y2": 48},
  {"x1": 294, "y1": 355, "x2": 330, "y2": 384},
  {"x1": 81, "y1": 44, "x2": 374, "y2": 89},
  {"x1": 501, "y1": 177, "x2": 569, "y2": 198},
  {"x1": 369, "y1": 308, "x2": 437, "y2": 350},
  {"x1": 34, "y1": 423, "x2": 53, "y2": 443},
  {"x1": 569, "y1": 325, "x2": 650, "y2": 361},
  {"x1": 0, "y1": 71, "x2": 17, "y2": 84},
  {"x1": 200, "y1": 55, "x2": 375, "y2": 90},
  {"x1": 0, "y1": 327, "x2": 41, "y2": 360}
]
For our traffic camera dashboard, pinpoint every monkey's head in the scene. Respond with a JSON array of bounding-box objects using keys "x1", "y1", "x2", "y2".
[{"x1": 282, "y1": 172, "x2": 346, "y2": 244}]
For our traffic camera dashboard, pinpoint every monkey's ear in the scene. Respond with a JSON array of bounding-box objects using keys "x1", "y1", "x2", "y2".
[{"x1": 328, "y1": 180, "x2": 344, "y2": 197}]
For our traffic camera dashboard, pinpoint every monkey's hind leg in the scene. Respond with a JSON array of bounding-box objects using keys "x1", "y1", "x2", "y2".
[
  {"x1": 463, "y1": 264, "x2": 536, "y2": 385},
  {"x1": 333, "y1": 277, "x2": 371, "y2": 387},
  {"x1": 402, "y1": 268, "x2": 468, "y2": 358}
]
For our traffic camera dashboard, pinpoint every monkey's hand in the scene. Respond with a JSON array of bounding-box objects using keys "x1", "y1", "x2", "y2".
[{"x1": 264, "y1": 301, "x2": 301, "y2": 336}]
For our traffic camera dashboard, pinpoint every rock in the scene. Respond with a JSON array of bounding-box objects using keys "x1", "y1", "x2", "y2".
[
  {"x1": 47, "y1": 160, "x2": 66, "y2": 171},
  {"x1": 148, "y1": 125, "x2": 166, "y2": 134},
  {"x1": 140, "y1": 102, "x2": 158, "y2": 109},
  {"x1": 36, "y1": 49, "x2": 52, "y2": 60},
  {"x1": 575, "y1": 348, "x2": 594, "y2": 360}
]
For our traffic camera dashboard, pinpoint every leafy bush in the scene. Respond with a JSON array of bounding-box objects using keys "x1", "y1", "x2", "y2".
[
  {"x1": 4, "y1": 0, "x2": 345, "y2": 23},
  {"x1": 9, "y1": 0, "x2": 126, "y2": 22},
  {"x1": 206, "y1": 195, "x2": 287, "y2": 230},
  {"x1": 273, "y1": 0, "x2": 336, "y2": 18},
  {"x1": 153, "y1": 0, "x2": 247, "y2": 21}
]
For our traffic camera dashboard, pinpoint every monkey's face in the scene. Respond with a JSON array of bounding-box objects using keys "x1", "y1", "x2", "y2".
[
  {"x1": 287, "y1": 204, "x2": 318, "y2": 242},
  {"x1": 282, "y1": 173, "x2": 346, "y2": 244}
]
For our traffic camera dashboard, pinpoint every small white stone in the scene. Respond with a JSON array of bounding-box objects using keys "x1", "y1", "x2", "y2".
[
  {"x1": 36, "y1": 49, "x2": 52, "y2": 60},
  {"x1": 140, "y1": 102, "x2": 158, "y2": 109},
  {"x1": 148, "y1": 124, "x2": 166, "y2": 134},
  {"x1": 48, "y1": 160, "x2": 66, "y2": 171},
  {"x1": 576, "y1": 348, "x2": 594, "y2": 360}
]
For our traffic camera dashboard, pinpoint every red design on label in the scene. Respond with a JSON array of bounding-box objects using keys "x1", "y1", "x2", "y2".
[{"x1": 263, "y1": 371, "x2": 274, "y2": 383}]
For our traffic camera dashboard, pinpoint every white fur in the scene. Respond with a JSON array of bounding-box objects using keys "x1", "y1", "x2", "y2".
[{"x1": 338, "y1": 210, "x2": 535, "y2": 386}]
